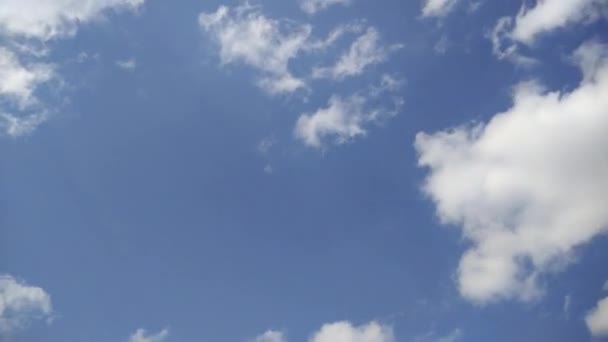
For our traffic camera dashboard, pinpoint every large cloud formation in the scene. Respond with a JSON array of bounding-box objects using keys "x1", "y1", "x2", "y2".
[{"x1": 415, "y1": 40, "x2": 608, "y2": 303}]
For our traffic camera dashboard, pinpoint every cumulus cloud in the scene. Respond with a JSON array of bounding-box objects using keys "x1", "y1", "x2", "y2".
[
  {"x1": 586, "y1": 297, "x2": 608, "y2": 337},
  {"x1": 199, "y1": 4, "x2": 312, "y2": 95},
  {"x1": 0, "y1": 0, "x2": 145, "y2": 137},
  {"x1": 310, "y1": 321, "x2": 394, "y2": 342},
  {"x1": 313, "y1": 28, "x2": 401, "y2": 80},
  {"x1": 254, "y1": 330, "x2": 286, "y2": 342},
  {"x1": 300, "y1": 0, "x2": 351, "y2": 15},
  {"x1": 0, "y1": 0, "x2": 144, "y2": 40},
  {"x1": 129, "y1": 328, "x2": 169, "y2": 342},
  {"x1": 421, "y1": 0, "x2": 459, "y2": 18},
  {"x1": 490, "y1": 0, "x2": 607, "y2": 63},
  {"x1": 0, "y1": 275, "x2": 52, "y2": 334},
  {"x1": 415, "y1": 40, "x2": 608, "y2": 304}
]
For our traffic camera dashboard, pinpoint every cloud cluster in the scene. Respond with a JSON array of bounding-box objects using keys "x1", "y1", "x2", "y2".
[
  {"x1": 415, "y1": 40, "x2": 608, "y2": 303},
  {"x1": 0, "y1": 0, "x2": 145, "y2": 137},
  {"x1": 200, "y1": 3, "x2": 403, "y2": 149},
  {"x1": 129, "y1": 328, "x2": 169, "y2": 342},
  {"x1": 255, "y1": 321, "x2": 393, "y2": 342},
  {"x1": 199, "y1": 4, "x2": 398, "y2": 95},
  {"x1": 0, "y1": 275, "x2": 52, "y2": 334}
]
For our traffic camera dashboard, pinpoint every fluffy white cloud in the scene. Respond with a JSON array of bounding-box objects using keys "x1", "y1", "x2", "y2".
[
  {"x1": 586, "y1": 297, "x2": 608, "y2": 337},
  {"x1": 313, "y1": 28, "x2": 401, "y2": 80},
  {"x1": 490, "y1": 0, "x2": 606, "y2": 63},
  {"x1": 415, "y1": 40, "x2": 608, "y2": 303},
  {"x1": 300, "y1": 0, "x2": 351, "y2": 15},
  {"x1": 421, "y1": 0, "x2": 459, "y2": 18},
  {"x1": 0, "y1": 0, "x2": 144, "y2": 40},
  {"x1": 254, "y1": 330, "x2": 286, "y2": 342},
  {"x1": 199, "y1": 4, "x2": 311, "y2": 95},
  {"x1": 310, "y1": 321, "x2": 394, "y2": 342},
  {"x1": 129, "y1": 328, "x2": 169, "y2": 342},
  {"x1": 0, "y1": 275, "x2": 52, "y2": 334},
  {"x1": 295, "y1": 89, "x2": 402, "y2": 148}
]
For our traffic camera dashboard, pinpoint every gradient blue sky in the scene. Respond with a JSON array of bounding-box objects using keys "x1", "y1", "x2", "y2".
[{"x1": 1, "y1": 1, "x2": 608, "y2": 341}]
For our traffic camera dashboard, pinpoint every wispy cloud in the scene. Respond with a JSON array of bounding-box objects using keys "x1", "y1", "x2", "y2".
[
  {"x1": 116, "y1": 58, "x2": 137, "y2": 71},
  {"x1": 300, "y1": 0, "x2": 351, "y2": 15},
  {"x1": 295, "y1": 76, "x2": 403, "y2": 148},
  {"x1": 421, "y1": 0, "x2": 460, "y2": 18},
  {"x1": 254, "y1": 330, "x2": 286, "y2": 342},
  {"x1": 199, "y1": 4, "x2": 312, "y2": 95},
  {"x1": 129, "y1": 328, "x2": 169, "y2": 342},
  {"x1": 313, "y1": 27, "x2": 402, "y2": 80}
]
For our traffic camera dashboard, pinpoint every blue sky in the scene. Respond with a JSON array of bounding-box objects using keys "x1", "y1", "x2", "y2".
[{"x1": 1, "y1": 0, "x2": 608, "y2": 341}]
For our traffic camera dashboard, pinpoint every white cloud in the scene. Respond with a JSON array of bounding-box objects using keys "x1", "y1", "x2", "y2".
[
  {"x1": 0, "y1": 0, "x2": 145, "y2": 137},
  {"x1": 129, "y1": 328, "x2": 169, "y2": 342},
  {"x1": 563, "y1": 295, "x2": 571, "y2": 320},
  {"x1": 415, "y1": 328, "x2": 463, "y2": 342},
  {"x1": 254, "y1": 330, "x2": 286, "y2": 342},
  {"x1": 490, "y1": 0, "x2": 606, "y2": 63},
  {"x1": 310, "y1": 321, "x2": 394, "y2": 342},
  {"x1": 0, "y1": 48, "x2": 53, "y2": 137},
  {"x1": 295, "y1": 95, "x2": 367, "y2": 147},
  {"x1": 300, "y1": 0, "x2": 351, "y2": 15},
  {"x1": 116, "y1": 58, "x2": 137, "y2": 70},
  {"x1": 421, "y1": 0, "x2": 459, "y2": 18},
  {"x1": 0, "y1": 48, "x2": 54, "y2": 107},
  {"x1": 511, "y1": 0, "x2": 605, "y2": 45},
  {"x1": 0, "y1": 112, "x2": 49, "y2": 138},
  {"x1": 199, "y1": 4, "x2": 311, "y2": 95},
  {"x1": 313, "y1": 28, "x2": 401, "y2": 80},
  {"x1": 415, "y1": 40, "x2": 608, "y2": 304},
  {"x1": 294, "y1": 89, "x2": 402, "y2": 148},
  {"x1": 436, "y1": 329, "x2": 463, "y2": 342},
  {"x1": 0, "y1": 0, "x2": 144, "y2": 40},
  {"x1": 0, "y1": 275, "x2": 52, "y2": 334},
  {"x1": 434, "y1": 35, "x2": 449, "y2": 54},
  {"x1": 489, "y1": 17, "x2": 538, "y2": 67},
  {"x1": 586, "y1": 297, "x2": 608, "y2": 337}
]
